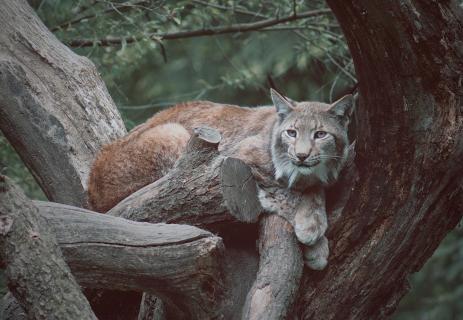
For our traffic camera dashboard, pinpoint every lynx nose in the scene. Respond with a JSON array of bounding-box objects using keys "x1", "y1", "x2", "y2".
[{"x1": 296, "y1": 153, "x2": 309, "y2": 162}]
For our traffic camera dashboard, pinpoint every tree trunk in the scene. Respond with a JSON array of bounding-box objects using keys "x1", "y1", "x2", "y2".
[
  {"x1": 1, "y1": 0, "x2": 463, "y2": 319},
  {"x1": 293, "y1": 1, "x2": 463, "y2": 318},
  {"x1": 0, "y1": 0, "x2": 126, "y2": 207},
  {"x1": 0, "y1": 176, "x2": 97, "y2": 320}
]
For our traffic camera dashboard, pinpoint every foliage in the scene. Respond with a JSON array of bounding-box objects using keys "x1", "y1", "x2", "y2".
[
  {"x1": 34, "y1": 0, "x2": 354, "y2": 127},
  {"x1": 0, "y1": 1, "x2": 460, "y2": 318}
]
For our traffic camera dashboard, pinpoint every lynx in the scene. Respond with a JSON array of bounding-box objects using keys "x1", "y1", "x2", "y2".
[{"x1": 88, "y1": 89, "x2": 354, "y2": 269}]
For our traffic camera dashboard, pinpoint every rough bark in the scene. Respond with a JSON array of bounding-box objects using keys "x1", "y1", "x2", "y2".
[
  {"x1": 108, "y1": 127, "x2": 262, "y2": 229},
  {"x1": 106, "y1": 127, "x2": 263, "y2": 319},
  {"x1": 138, "y1": 294, "x2": 166, "y2": 320},
  {"x1": 1, "y1": 0, "x2": 463, "y2": 319},
  {"x1": 293, "y1": 1, "x2": 463, "y2": 319},
  {"x1": 0, "y1": 293, "x2": 26, "y2": 320},
  {"x1": 242, "y1": 215, "x2": 303, "y2": 320},
  {"x1": 35, "y1": 201, "x2": 225, "y2": 319},
  {"x1": 0, "y1": 0, "x2": 126, "y2": 207},
  {"x1": 0, "y1": 176, "x2": 97, "y2": 320}
]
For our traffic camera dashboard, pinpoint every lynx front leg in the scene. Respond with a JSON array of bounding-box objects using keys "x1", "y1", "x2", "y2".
[
  {"x1": 303, "y1": 236, "x2": 329, "y2": 270},
  {"x1": 293, "y1": 191, "x2": 327, "y2": 246}
]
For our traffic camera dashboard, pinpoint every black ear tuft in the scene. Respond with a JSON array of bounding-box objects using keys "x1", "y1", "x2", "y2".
[
  {"x1": 329, "y1": 94, "x2": 354, "y2": 125},
  {"x1": 270, "y1": 88, "x2": 294, "y2": 120}
]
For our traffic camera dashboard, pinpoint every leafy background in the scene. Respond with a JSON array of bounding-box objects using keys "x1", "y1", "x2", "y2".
[{"x1": 1, "y1": 1, "x2": 462, "y2": 318}]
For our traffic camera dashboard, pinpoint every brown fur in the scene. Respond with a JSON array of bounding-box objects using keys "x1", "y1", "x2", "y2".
[
  {"x1": 88, "y1": 96, "x2": 352, "y2": 215},
  {"x1": 88, "y1": 123, "x2": 190, "y2": 212},
  {"x1": 88, "y1": 101, "x2": 276, "y2": 212}
]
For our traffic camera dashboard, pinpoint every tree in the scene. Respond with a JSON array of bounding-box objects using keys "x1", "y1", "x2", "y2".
[{"x1": 1, "y1": 0, "x2": 463, "y2": 319}]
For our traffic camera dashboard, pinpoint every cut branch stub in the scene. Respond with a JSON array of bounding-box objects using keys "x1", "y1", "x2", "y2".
[
  {"x1": 109, "y1": 126, "x2": 261, "y2": 228},
  {"x1": 193, "y1": 126, "x2": 222, "y2": 145},
  {"x1": 221, "y1": 157, "x2": 261, "y2": 223},
  {"x1": 0, "y1": 176, "x2": 97, "y2": 320}
]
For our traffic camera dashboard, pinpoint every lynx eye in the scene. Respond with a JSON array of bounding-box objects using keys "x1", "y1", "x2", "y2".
[
  {"x1": 286, "y1": 129, "x2": 297, "y2": 138},
  {"x1": 314, "y1": 131, "x2": 327, "y2": 139}
]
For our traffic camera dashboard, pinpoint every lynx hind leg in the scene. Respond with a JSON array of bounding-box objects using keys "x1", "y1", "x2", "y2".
[
  {"x1": 88, "y1": 122, "x2": 190, "y2": 212},
  {"x1": 294, "y1": 195, "x2": 328, "y2": 246},
  {"x1": 303, "y1": 236, "x2": 329, "y2": 270}
]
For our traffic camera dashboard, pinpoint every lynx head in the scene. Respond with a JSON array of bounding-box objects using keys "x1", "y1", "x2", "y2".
[{"x1": 270, "y1": 89, "x2": 354, "y2": 190}]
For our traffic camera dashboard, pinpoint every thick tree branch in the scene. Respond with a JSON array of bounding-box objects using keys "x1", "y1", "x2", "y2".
[
  {"x1": 242, "y1": 214, "x2": 303, "y2": 320},
  {"x1": 0, "y1": 176, "x2": 97, "y2": 320},
  {"x1": 108, "y1": 127, "x2": 262, "y2": 229},
  {"x1": 35, "y1": 201, "x2": 226, "y2": 320},
  {"x1": 0, "y1": 0, "x2": 126, "y2": 207},
  {"x1": 67, "y1": 9, "x2": 332, "y2": 47},
  {"x1": 293, "y1": 1, "x2": 463, "y2": 319}
]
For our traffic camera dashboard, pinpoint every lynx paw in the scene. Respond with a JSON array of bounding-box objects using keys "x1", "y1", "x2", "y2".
[
  {"x1": 303, "y1": 236, "x2": 329, "y2": 270},
  {"x1": 294, "y1": 212, "x2": 327, "y2": 246}
]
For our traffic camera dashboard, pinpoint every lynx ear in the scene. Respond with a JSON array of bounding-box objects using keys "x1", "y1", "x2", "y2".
[
  {"x1": 329, "y1": 94, "x2": 354, "y2": 125},
  {"x1": 270, "y1": 88, "x2": 294, "y2": 120}
]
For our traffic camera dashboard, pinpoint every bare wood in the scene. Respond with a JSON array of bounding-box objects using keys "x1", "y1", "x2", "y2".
[
  {"x1": 35, "y1": 201, "x2": 225, "y2": 319},
  {"x1": 0, "y1": 176, "x2": 97, "y2": 320},
  {"x1": 221, "y1": 157, "x2": 261, "y2": 223},
  {"x1": 0, "y1": 0, "x2": 126, "y2": 206},
  {"x1": 242, "y1": 214, "x2": 303, "y2": 320},
  {"x1": 108, "y1": 128, "x2": 262, "y2": 228}
]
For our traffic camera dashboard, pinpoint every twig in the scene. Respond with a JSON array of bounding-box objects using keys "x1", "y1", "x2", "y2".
[
  {"x1": 67, "y1": 9, "x2": 332, "y2": 47},
  {"x1": 325, "y1": 53, "x2": 356, "y2": 82},
  {"x1": 71, "y1": 0, "x2": 98, "y2": 16},
  {"x1": 51, "y1": 0, "x2": 149, "y2": 32},
  {"x1": 192, "y1": 0, "x2": 267, "y2": 19},
  {"x1": 293, "y1": 30, "x2": 356, "y2": 82},
  {"x1": 329, "y1": 73, "x2": 341, "y2": 103},
  {"x1": 191, "y1": 3, "x2": 350, "y2": 89}
]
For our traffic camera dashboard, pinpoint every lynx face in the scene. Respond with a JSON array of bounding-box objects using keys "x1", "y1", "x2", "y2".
[{"x1": 270, "y1": 89, "x2": 353, "y2": 190}]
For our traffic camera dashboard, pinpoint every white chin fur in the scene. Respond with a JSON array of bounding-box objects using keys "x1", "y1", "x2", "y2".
[{"x1": 275, "y1": 160, "x2": 336, "y2": 189}]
